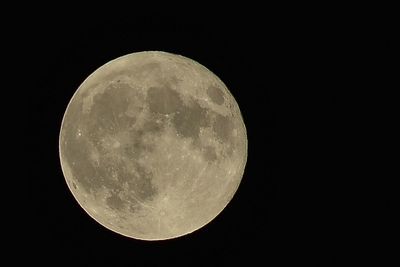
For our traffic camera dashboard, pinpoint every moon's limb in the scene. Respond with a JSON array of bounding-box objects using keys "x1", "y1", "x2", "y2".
[{"x1": 59, "y1": 51, "x2": 247, "y2": 240}]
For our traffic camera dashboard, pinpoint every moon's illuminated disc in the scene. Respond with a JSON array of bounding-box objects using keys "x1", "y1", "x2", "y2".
[{"x1": 59, "y1": 51, "x2": 247, "y2": 240}]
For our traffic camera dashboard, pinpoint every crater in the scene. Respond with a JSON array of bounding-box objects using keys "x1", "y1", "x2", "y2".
[
  {"x1": 62, "y1": 136, "x2": 103, "y2": 193},
  {"x1": 202, "y1": 145, "x2": 218, "y2": 162},
  {"x1": 123, "y1": 143, "x2": 141, "y2": 160},
  {"x1": 106, "y1": 193, "x2": 124, "y2": 210},
  {"x1": 213, "y1": 114, "x2": 234, "y2": 142},
  {"x1": 129, "y1": 204, "x2": 140, "y2": 214},
  {"x1": 137, "y1": 62, "x2": 161, "y2": 75},
  {"x1": 147, "y1": 86, "x2": 183, "y2": 115},
  {"x1": 172, "y1": 100, "x2": 208, "y2": 139},
  {"x1": 97, "y1": 160, "x2": 126, "y2": 192},
  {"x1": 127, "y1": 163, "x2": 158, "y2": 202},
  {"x1": 142, "y1": 116, "x2": 165, "y2": 134},
  {"x1": 207, "y1": 85, "x2": 225, "y2": 105}
]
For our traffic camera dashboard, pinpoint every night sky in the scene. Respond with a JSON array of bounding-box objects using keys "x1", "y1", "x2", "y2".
[{"x1": 21, "y1": 10, "x2": 390, "y2": 266}]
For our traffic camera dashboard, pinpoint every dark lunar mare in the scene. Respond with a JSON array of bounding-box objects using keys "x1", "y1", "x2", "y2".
[{"x1": 62, "y1": 83, "x2": 159, "y2": 210}]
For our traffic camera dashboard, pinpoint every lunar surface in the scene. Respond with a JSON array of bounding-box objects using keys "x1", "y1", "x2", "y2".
[{"x1": 59, "y1": 51, "x2": 247, "y2": 240}]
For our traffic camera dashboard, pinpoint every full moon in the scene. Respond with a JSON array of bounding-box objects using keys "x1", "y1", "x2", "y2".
[{"x1": 59, "y1": 51, "x2": 247, "y2": 240}]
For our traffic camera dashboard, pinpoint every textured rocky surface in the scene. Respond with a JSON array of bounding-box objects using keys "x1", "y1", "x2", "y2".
[{"x1": 59, "y1": 51, "x2": 247, "y2": 240}]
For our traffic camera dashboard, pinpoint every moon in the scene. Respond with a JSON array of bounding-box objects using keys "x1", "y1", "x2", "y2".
[{"x1": 59, "y1": 51, "x2": 247, "y2": 240}]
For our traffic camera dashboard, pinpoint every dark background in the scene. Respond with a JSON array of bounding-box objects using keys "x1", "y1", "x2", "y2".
[{"x1": 21, "y1": 11, "x2": 392, "y2": 265}]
